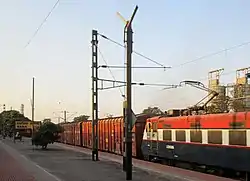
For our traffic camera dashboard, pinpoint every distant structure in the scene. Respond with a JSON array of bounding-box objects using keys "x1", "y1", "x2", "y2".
[
  {"x1": 20, "y1": 104, "x2": 24, "y2": 115},
  {"x1": 233, "y1": 67, "x2": 250, "y2": 111},
  {"x1": 208, "y1": 68, "x2": 227, "y2": 113}
]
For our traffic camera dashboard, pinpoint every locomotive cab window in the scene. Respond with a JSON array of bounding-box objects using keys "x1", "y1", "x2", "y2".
[
  {"x1": 146, "y1": 122, "x2": 151, "y2": 132},
  {"x1": 152, "y1": 122, "x2": 157, "y2": 132}
]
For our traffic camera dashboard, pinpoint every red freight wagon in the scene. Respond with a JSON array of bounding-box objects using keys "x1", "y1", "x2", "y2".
[
  {"x1": 97, "y1": 117, "x2": 123, "y2": 154},
  {"x1": 83, "y1": 121, "x2": 92, "y2": 148},
  {"x1": 60, "y1": 123, "x2": 70, "y2": 144},
  {"x1": 65, "y1": 124, "x2": 72, "y2": 145},
  {"x1": 59, "y1": 114, "x2": 149, "y2": 159},
  {"x1": 75, "y1": 122, "x2": 82, "y2": 146},
  {"x1": 82, "y1": 114, "x2": 148, "y2": 158},
  {"x1": 82, "y1": 122, "x2": 87, "y2": 147},
  {"x1": 114, "y1": 117, "x2": 123, "y2": 154},
  {"x1": 64, "y1": 123, "x2": 76, "y2": 145},
  {"x1": 98, "y1": 119, "x2": 104, "y2": 151}
]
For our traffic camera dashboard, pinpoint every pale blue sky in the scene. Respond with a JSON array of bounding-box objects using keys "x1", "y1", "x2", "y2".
[{"x1": 1, "y1": 0, "x2": 250, "y2": 121}]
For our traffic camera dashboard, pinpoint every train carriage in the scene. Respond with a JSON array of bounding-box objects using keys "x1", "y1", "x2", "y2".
[
  {"x1": 60, "y1": 123, "x2": 77, "y2": 145},
  {"x1": 59, "y1": 114, "x2": 149, "y2": 158},
  {"x1": 75, "y1": 122, "x2": 82, "y2": 146},
  {"x1": 141, "y1": 111, "x2": 250, "y2": 173},
  {"x1": 58, "y1": 111, "x2": 250, "y2": 179},
  {"x1": 79, "y1": 114, "x2": 148, "y2": 157}
]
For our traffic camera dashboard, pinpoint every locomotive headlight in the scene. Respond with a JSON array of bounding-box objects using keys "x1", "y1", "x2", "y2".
[{"x1": 166, "y1": 145, "x2": 174, "y2": 150}]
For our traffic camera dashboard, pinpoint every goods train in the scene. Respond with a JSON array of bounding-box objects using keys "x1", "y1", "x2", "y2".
[
  {"x1": 59, "y1": 114, "x2": 149, "y2": 158},
  {"x1": 58, "y1": 111, "x2": 250, "y2": 179}
]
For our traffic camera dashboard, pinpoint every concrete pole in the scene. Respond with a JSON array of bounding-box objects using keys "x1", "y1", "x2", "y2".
[
  {"x1": 125, "y1": 5, "x2": 138, "y2": 180},
  {"x1": 31, "y1": 77, "x2": 35, "y2": 137}
]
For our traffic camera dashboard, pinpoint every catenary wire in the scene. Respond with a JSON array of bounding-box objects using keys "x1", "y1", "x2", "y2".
[
  {"x1": 172, "y1": 41, "x2": 250, "y2": 68},
  {"x1": 197, "y1": 70, "x2": 236, "y2": 82},
  {"x1": 24, "y1": 0, "x2": 60, "y2": 48},
  {"x1": 98, "y1": 33, "x2": 166, "y2": 67},
  {"x1": 98, "y1": 48, "x2": 125, "y2": 97},
  {"x1": 98, "y1": 35, "x2": 245, "y2": 92},
  {"x1": 99, "y1": 33, "x2": 249, "y2": 93},
  {"x1": 98, "y1": 33, "x2": 250, "y2": 70}
]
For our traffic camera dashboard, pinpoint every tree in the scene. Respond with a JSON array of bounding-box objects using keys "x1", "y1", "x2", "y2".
[
  {"x1": 207, "y1": 96, "x2": 230, "y2": 114},
  {"x1": 32, "y1": 122, "x2": 63, "y2": 149},
  {"x1": 231, "y1": 99, "x2": 246, "y2": 112},
  {"x1": 0, "y1": 110, "x2": 31, "y2": 136},
  {"x1": 42, "y1": 118, "x2": 51, "y2": 124},
  {"x1": 106, "y1": 114, "x2": 113, "y2": 118},
  {"x1": 73, "y1": 115, "x2": 89, "y2": 122},
  {"x1": 142, "y1": 107, "x2": 164, "y2": 116}
]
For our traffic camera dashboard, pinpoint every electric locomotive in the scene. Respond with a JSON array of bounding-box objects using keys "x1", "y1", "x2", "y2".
[{"x1": 141, "y1": 111, "x2": 250, "y2": 177}]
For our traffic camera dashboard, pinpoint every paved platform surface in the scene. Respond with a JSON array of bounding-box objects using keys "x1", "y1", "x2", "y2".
[
  {"x1": 56, "y1": 142, "x2": 236, "y2": 181},
  {"x1": 0, "y1": 137, "x2": 185, "y2": 181},
  {"x1": 0, "y1": 141, "x2": 35, "y2": 181},
  {"x1": 0, "y1": 138, "x2": 61, "y2": 181}
]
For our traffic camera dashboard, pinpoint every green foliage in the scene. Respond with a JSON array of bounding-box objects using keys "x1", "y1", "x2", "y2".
[
  {"x1": 106, "y1": 114, "x2": 113, "y2": 118},
  {"x1": 142, "y1": 107, "x2": 163, "y2": 116},
  {"x1": 0, "y1": 110, "x2": 30, "y2": 135},
  {"x1": 42, "y1": 118, "x2": 51, "y2": 124},
  {"x1": 231, "y1": 99, "x2": 246, "y2": 112},
  {"x1": 73, "y1": 115, "x2": 89, "y2": 122},
  {"x1": 32, "y1": 122, "x2": 63, "y2": 149}
]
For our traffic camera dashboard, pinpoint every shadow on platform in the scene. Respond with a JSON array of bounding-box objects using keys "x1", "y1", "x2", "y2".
[{"x1": 30, "y1": 147, "x2": 66, "y2": 152}]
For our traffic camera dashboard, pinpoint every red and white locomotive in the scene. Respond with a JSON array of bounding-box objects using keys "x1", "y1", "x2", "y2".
[{"x1": 141, "y1": 111, "x2": 250, "y2": 176}]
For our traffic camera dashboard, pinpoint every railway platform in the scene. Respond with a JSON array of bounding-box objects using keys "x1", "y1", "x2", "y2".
[
  {"x1": 56, "y1": 142, "x2": 237, "y2": 181},
  {"x1": 0, "y1": 141, "x2": 35, "y2": 181},
  {"x1": 0, "y1": 138, "x2": 60, "y2": 181},
  {"x1": 0, "y1": 137, "x2": 236, "y2": 181}
]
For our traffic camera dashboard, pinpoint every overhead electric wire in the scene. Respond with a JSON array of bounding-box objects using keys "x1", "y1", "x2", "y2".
[
  {"x1": 98, "y1": 48, "x2": 125, "y2": 97},
  {"x1": 98, "y1": 33, "x2": 167, "y2": 68},
  {"x1": 98, "y1": 33, "x2": 250, "y2": 69},
  {"x1": 97, "y1": 78, "x2": 178, "y2": 88},
  {"x1": 197, "y1": 70, "x2": 236, "y2": 82},
  {"x1": 99, "y1": 65, "x2": 170, "y2": 69},
  {"x1": 98, "y1": 33, "x2": 250, "y2": 93},
  {"x1": 24, "y1": 0, "x2": 60, "y2": 48},
  {"x1": 160, "y1": 69, "x2": 240, "y2": 91},
  {"x1": 99, "y1": 33, "x2": 250, "y2": 93},
  {"x1": 173, "y1": 41, "x2": 250, "y2": 68}
]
